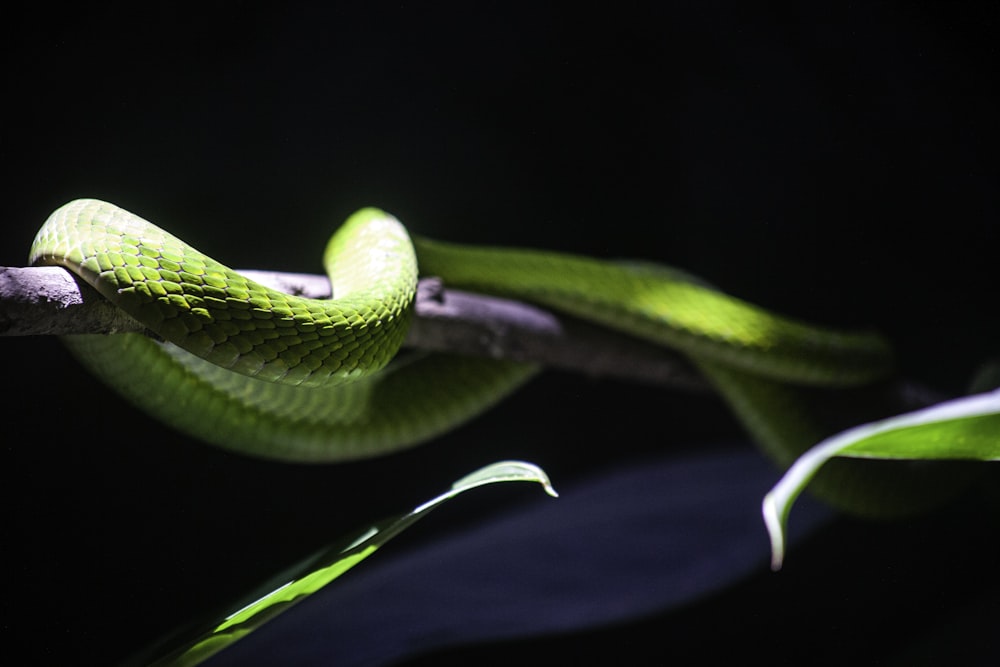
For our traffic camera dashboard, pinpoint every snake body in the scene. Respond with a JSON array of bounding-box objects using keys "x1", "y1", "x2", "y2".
[{"x1": 30, "y1": 198, "x2": 965, "y2": 514}]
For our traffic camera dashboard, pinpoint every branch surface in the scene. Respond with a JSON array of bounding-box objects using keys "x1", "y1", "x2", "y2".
[{"x1": 0, "y1": 265, "x2": 709, "y2": 391}]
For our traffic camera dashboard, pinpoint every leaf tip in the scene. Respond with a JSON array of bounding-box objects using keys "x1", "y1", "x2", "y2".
[
  {"x1": 762, "y1": 492, "x2": 786, "y2": 571},
  {"x1": 451, "y1": 460, "x2": 559, "y2": 498}
]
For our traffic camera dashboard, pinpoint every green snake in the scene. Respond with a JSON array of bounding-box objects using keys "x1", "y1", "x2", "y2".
[{"x1": 30, "y1": 198, "x2": 972, "y2": 515}]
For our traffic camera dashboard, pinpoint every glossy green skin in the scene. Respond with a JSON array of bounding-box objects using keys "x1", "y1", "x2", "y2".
[
  {"x1": 33, "y1": 198, "x2": 955, "y2": 513},
  {"x1": 31, "y1": 199, "x2": 535, "y2": 460},
  {"x1": 32, "y1": 199, "x2": 418, "y2": 387}
]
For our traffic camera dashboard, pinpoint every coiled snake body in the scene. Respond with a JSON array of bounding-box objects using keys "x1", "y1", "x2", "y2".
[{"x1": 31, "y1": 198, "x2": 969, "y2": 515}]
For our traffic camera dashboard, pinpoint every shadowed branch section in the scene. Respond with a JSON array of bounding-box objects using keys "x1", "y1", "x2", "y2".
[{"x1": 0, "y1": 265, "x2": 709, "y2": 392}]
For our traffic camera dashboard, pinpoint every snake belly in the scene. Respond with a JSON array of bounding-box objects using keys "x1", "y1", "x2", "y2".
[{"x1": 30, "y1": 198, "x2": 969, "y2": 514}]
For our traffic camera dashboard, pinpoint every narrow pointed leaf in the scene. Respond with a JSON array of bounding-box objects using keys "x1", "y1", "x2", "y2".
[
  {"x1": 764, "y1": 388, "x2": 1000, "y2": 570},
  {"x1": 128, "y1": 460, "x2": 557, "y2": 667}
]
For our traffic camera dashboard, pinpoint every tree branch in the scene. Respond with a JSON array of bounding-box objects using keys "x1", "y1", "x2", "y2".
[{"x1": 0, "y1": 265, "x2": 710, "y2": 392}]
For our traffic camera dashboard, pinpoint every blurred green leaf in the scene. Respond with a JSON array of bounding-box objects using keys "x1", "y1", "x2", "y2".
[
  {"x1": 131, "y1": 460, "x2": 557, "y2": 667},
  {"x1": 764, "y1": 389, "x2": 1000, "y2": 570}
]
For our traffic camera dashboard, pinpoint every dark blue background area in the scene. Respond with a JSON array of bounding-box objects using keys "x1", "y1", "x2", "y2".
[{"x1": 2, "y1": 3, "x2": 998, "y2": 665}]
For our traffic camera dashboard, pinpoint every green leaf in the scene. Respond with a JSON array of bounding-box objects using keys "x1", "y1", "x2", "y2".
[
  {"x1": 763, "y1": 388, "x2": 1000, "y2": 571},
  {"x1": 131, "y1": 460, "x2": 558, "y2": 667}
]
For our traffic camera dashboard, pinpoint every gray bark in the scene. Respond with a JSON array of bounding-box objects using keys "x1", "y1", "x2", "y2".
[{"x1": 0, "y1": 265, "x2": 709, "y2": 391}]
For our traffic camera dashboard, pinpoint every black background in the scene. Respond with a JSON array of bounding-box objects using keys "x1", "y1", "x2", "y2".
[{"x1": 2, "y1": 2, "x2": 998, "y2": 665}]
